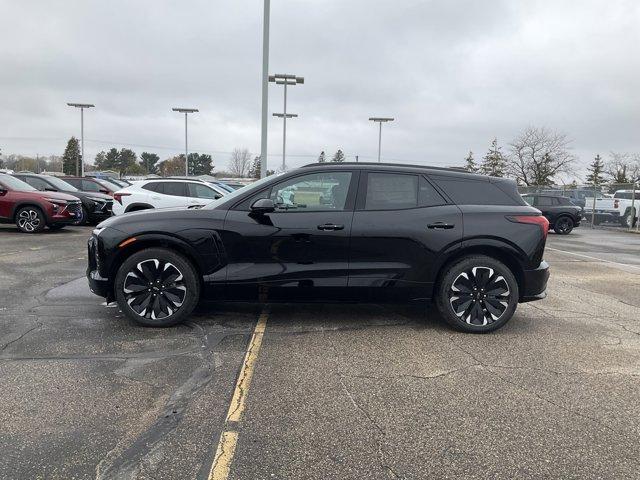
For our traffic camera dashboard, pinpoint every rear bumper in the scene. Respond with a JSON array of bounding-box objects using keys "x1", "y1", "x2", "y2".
[{"x1": 520, "y1": 260, "x2": 550, "y2": 302}]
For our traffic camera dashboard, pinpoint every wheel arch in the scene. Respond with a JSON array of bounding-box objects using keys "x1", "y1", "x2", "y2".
[
  {"x1": 125, "y1": 203, "x2": 154, "y2": 213},
  {"x1": 12, "y1": 202, "x2": 47, "y2": 222}
]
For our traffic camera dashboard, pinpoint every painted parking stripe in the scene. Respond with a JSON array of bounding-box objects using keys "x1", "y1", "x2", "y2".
[
  {"x1": 546, "y1": 247, "x2": 640, "y2": 271},
  {"x1": 208, "y1": 309, "x2": 268, "y2": 480}
]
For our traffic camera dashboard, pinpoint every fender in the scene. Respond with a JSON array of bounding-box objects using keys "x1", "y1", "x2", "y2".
[
  {"x1": 11, "y1": 200, "x2": 49, "y2": 221},
  {"x1": 125, "y1": 203, "x2": 154, "y2": 213}
]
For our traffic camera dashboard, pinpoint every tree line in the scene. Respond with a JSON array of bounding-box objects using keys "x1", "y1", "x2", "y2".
[{"x1": 462, "y1": 126, "x2": 640, "y2": 186}]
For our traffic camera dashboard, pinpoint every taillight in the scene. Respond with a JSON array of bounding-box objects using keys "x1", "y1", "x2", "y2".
[
  {"x1": 507, "y1": 215, "x2": 549, "y2": 239},
  {"x1": 113, "y1": 192, "x2": 130, "y2": 205},
  {"x1": 614, "y1": 199, "x2": 619, "y2": 209}
]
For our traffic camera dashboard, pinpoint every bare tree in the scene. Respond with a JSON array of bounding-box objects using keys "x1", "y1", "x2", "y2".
[
  {"x1": 605, "y1": 152, "x2": 640, "y2": 184},
  {"x1": 507, "y1": 127, "x2": 576, "y2": 186},
  {"x1": 228, "y1": 148, "x2": 252, "y2": 177}
]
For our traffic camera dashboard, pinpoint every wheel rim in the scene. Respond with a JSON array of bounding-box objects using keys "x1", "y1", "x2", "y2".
[
  {"x1": 557, "y1": 218, "x2": 571, "y2": 233},
  {"x1": 123, "y1": 259, "x2": 187, "y2": 320},
  {"x1": 18, "y1": 210, "x2": 40, "y2": 232},
  {"x1": 449, "y1": 266, "x2": 511, "y2": 326}
]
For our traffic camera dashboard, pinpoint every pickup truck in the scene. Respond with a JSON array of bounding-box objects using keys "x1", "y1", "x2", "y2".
[{"x1": 584, "y1": 189, "x2": 639, "y2": 227}]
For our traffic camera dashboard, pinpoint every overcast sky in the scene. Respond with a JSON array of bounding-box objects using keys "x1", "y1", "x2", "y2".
[{"x1": 0, "y1": 0, "x2": 638, "y2": 179}]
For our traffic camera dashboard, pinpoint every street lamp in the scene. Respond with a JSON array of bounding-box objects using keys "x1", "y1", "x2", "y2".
[
  {"x1": 172, "y1": 107, "x2": 199, "y2": 176},
  {"x1": 368, "y1": 117, "x2": 394, "y2": 162},
  {"x1": 260, "y1": 0, "x2": 271, "y2": 178},
  {"x1": 269, "y1": 74, "x2": 304, "y2": 171},
  {"x1": 67, "y1": 103, "x2": 94, "y2": 176}
]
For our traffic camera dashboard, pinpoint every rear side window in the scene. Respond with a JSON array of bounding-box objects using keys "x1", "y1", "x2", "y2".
[
  {"x1": 163, "y1": 182, "x2": 187, "y2": 197},
  {"x1": 536, "y1": 196, "x2": 556, "y2": 206},
  {"x1": 142, "y1": 182, "x2": 163, "y2": 193},
  {"x1": 431, "y1": 176, "x2": 520, "y2": 206},
  {"x1": 81, "y1": 180, "x2": 102, "y2": 192},
  {"x1": 365, "y1": 173, "x2": 417, "y2": 210},
  {"x1": 64, "y1": 178, "x2": 81, "y2": 188}
]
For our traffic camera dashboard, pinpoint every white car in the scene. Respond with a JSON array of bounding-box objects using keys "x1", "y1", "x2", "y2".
[{"x1": 112, "y1": 178, "x2": 228, "y2": 215}]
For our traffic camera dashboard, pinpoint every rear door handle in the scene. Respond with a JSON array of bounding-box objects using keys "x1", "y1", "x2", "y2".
[
  {"x1": 427, "y1": 222, "x2": 455, "y2": 230},
  {"x1": 317, "y1": 223, "x2": 344, "y2": 231}
]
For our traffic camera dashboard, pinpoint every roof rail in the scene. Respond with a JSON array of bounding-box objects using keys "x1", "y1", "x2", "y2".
[{"x1": 300, "y1": 161, "x2": 466, "y2": 173}]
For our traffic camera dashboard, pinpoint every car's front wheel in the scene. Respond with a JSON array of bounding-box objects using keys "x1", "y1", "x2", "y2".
[
  {"x1": 114, "y1": 248, "x2": 200, "y2": 327},
  {"x1": 436, "y1": 255, "x2": 519, "y2": 333},
  {"x1": 554, "y1": 216, "x2": 574, "y2": 234},
  {"x1": 15, "y1": 206, "x2": 45, "y2": 233}
]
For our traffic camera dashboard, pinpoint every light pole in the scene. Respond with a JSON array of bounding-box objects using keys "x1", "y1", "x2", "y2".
[
  {"x1": 269, "y1": 74, "x2": 304, "y2": 171},
  {"x1": 260, "y1": 0, "x2": 270, "y2": 178},
  {"x1": 368, "y1": 117, "x2": 394, "y2": 162},
  {"x1": 67, "y1": 103, "x2": 94, "y2": 176},
  {"x1": 172, "y1": 108, "x2": 198, "y2": 176}
]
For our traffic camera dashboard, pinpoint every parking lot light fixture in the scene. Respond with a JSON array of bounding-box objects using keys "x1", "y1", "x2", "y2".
[
  {"x1": 269, "y1": 74, "x2": 304, "y2": 171},
  {"x1": 368, "y1": 117, "x2": 394, "y2": 162},
  {"x1": 172, "y1": 108, "x2": 199, "y2": 176},
  {"x1": 67, "y1": 103, "x2": 94, "y2": 176}
]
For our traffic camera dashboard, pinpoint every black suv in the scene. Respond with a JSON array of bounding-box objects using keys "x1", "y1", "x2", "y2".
[
  {"x1": 521, "y1": 194, "x2": 583, "y2": 234},
  {"x1": 88, "y1": 163, "x2": 550, "y2": 333},
  {"x1": 13, "y1": 173, "x2": 113, "y2": 225}
]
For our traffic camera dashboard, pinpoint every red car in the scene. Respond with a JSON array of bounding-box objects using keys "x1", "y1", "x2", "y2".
[{"x1": 0, "y1": 174, "x2": 83, "y2": 233}]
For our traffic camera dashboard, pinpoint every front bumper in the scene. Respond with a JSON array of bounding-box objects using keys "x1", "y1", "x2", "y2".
[
  {"x1": 520, "y1": 260, "x2": 550, "y2": 302},
  {"x1": 87, "y1": 235, "x2": 113, "y2": 301}
]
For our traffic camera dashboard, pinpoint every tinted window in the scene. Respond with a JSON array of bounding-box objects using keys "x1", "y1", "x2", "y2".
[
  {"x1": 536, "y1": 196, "x2": 556, "y2": 206},
  {"x1": 142, "y1": 182, "x2": 163, "y2": 193},
  {"x1": 81, "y1": 180, "x2": 103, "y2": 192},
  {"x1": 22, "y1": 177, "x2": 52, "y2": 191},
  {"x1": 558, "y1": 197, "x2": 572, "y2": 205},
  {"x1": 188, "y1": 183, "x2": 220, "y2": 199},
  {"x1": 270, "y1": 172, "x2": 352, "y2": 211},
  {"x1": 163, "y1": 182, "x2": 188, "y2": 197},
  {"x1": 614, "y1": 192, "x2": 633, "y2": 199},
  {"x1": 419, "y1": 176, "x2": 446, "y2": 207},
  {"x1": 234, "y1": 189, "x2": 270, "y2": 211},
  {"x1": 365, "y1": 173, "x2": 418, "y2": 210},
  {"x1": 63, "y1": 178, "x2": 82, "y2": 188},
  {"x1": 522, "y1": 195, "x2": 534, "y2": 205},
  {"x1": 432, "y1": 176, "x2": 519, "y2": 206}
]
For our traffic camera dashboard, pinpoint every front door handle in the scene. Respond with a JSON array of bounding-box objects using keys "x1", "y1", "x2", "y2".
[
  {"x1": 427, "y1": 222, "x2": 455, "y2": 230},
  {"x1": 317, "y1": 223, "x2": 344, "y2": 231}
]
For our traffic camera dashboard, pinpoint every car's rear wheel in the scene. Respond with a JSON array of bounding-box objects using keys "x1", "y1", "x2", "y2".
[
  {"x1": 621, "y1": 208, "x2": 636, "y2": 228},
  {"x1": 15, "y1": 206, "x2": 45, "y2": 233},
  {"x1": 436, "y1": 255, "x2": 519, "y2": 333},
  {"x1": 554, "y1": 216, "x2": 574, "y2": 234},
  {"x1": 114, "y1": 248, "x2": 200, "y2": 327}
]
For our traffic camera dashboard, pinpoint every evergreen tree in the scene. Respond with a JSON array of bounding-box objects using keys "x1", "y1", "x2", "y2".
[
  {"x1": 118, "y1": 149, "x2": 137, "y2": 176},
  {"x1": 480, "y1": 138, "x2": 506, "y2": 177},
  {"x1": 331, "y1": 149, "x2": 345, "y2": 163},
  {"x1": 318, "y1": 151, "x2": 326, "y2": 163},
  {"x1": 94, "y1": 151, "x2": 108, "y2": 170},
  {"x1": 104, "y1": 148, "x2": 120, "y2": 170},
  {"x1": 140, "y1": 152, "x2": 160, "y2": 174},
  {"x1": 62, "y1": 137, "x2": 81, "y2": 175},
  {"x1": 463, "y1": 151, "x2": 478, "y2": 173},
  {"x1": 187, "y1": 153, "x2": 213, "y2": 176},
  {"x1": 248, "y1": 156, "x2": 261, "y2": 178}
]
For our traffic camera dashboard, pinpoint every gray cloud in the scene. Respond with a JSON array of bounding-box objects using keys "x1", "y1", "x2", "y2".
[{"x1": 1, "y1": 0, "x2": 638, "y2": 178}]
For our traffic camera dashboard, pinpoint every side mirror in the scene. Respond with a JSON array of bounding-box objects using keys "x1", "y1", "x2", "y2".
[
  {"x1": 45, "y1": 187, "x2": 57, "y2": 192},
  {"x1": 250, "y1": 198, "x2": 275, "y2": 214},
  {"x1": 0, "y1": 188, "x2": 7, "y2": 196}
]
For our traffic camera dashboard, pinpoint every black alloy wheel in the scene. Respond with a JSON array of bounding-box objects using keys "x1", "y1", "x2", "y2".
[
  {"x1": 436, "y1": 255, "x2": 519, "y2": 333},
  {"x1": 115, "y1": 248, "x2": 200, "y2": 327},
  {"x1": 554, "y1": 216, "x2": 574, "y2": 235},
  {"x1": 16, "y1": 207, "x2": 45, "y2": 233}
]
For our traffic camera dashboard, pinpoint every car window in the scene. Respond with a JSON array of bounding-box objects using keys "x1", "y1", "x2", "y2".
[
  {"x1": 270, "y1": 172, "x2": 352, "y2": 211},
  {"x1": 142, "y1": 182, "x2": 163, "y2": 193},
  {"x1": 22, "y1": 177, "x2": 51, "y2": 190},
  {"x1": 188, "y1": 183, "x2": 220, "y2": 199},
  {"x1": 234, "y1": 188, "x2": 270, "y2": 211},
  {"x1": 81, "y1": 180, "x2": 103, "y2": 192},
  {"x1": 365, "y1": 173, "x2": 418, "y2": 210},
  {"x1": 163, "y1": 182, "x2": 188, "y2": 197},
  {"x1": 418, "y1": 176, "x2": 446, "y2": 207},
  {"x1": 536, "y1": 196, "x2": 555, "y2": 206},
  {"x1": 63, "y1": 178, "x2": 81, "y2": 188},
  {"x1": 432, "y1": 176, "x2": 520, "y2": 206},
  {"x1": 614, "y1": 192, "x2": 633, "y2": 199},
  {"x1": 522, "y1": 195, "x2": 534, "y2": 205}
]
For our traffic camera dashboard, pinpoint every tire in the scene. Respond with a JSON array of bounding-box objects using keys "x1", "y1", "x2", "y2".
[
  {"x1": 435, "y1": 255, "x2": 519, "y2": 333},
  {"x1": 553, "y1": 216, "x2": 574, "y2": 235},
  {"x1": 621, "y1": 208, "x2": 637, "y2": 228},
  {"x1": 15, "y1": 206, "x2": 46, "y2": 233},
  {"x1": 114, "y1": 248, "x2": 200, "y2": 327},
  {"x1": 79, "y1": 205, "x2": 90, "y2": 225}
]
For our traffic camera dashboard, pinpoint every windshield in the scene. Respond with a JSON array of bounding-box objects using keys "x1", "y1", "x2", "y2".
[
  {"x1": 95, "y1": 178, "x2": 123, "y2": 191},
  {"x1": 203, "y1": 172, "x2": 285, "y2": 209},
  {"x1": 214, "y1": 182, "x2": 235, "y2": 193},
  {"x1": 0, "y1": 174, "x2": 37, "y2": 191},
  {"x1": 45, "y1": 176, "x2": 78, "y2": 192}
]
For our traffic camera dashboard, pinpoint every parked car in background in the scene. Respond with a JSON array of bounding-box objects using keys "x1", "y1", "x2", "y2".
[
  {"x1": 521, "y1": 194, "x2": 583, "y2": 234},
  {"x1": 111, "y1": 178, "x2": 228, "y2": 215},
  {"x1": 0, "y1": 173, "x2": 82, "y2": 233},
  {"x1": 583, "y1": 189, "x2": 639, "y2": 227},
  {"x1": 88, "y1": 163, "x2": 550, "y2": 333},
  {"x1": 12, "y1": 173, "x2": 113, "y2": 225},
  {"x1": 62, "y1": 177, "x2": 120, "y2": 196}
]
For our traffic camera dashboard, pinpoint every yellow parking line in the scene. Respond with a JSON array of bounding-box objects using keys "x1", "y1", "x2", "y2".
[{"x1": 208, "y1": 310, "x2": 268, "y2": 480}]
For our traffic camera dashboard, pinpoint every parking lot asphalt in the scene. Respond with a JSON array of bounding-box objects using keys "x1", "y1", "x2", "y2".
[{"x1": 1, "y1": 224, "x2": 639, "y2": 479}]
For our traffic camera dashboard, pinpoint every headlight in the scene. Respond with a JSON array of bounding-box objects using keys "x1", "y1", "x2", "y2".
[
  {"x1": 93, "y1": 226, "x2": 106, "y2": 236},
  {"x1": 45, "y1": 198, "x2": 68, "y2": 205}
]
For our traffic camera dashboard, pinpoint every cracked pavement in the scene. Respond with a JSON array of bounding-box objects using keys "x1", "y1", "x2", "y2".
[{"x1": 1, "y1": 224, "x2": 639, "y2": 479}]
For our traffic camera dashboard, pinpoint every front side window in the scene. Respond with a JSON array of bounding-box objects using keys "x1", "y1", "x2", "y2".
[
  {"x1": 163, "y1": 182, "x2": 188, "y2": 197},
  {"x1": 23, "y1": 177, "x2": 51, "y2": 191},
  {"x1": 188, "y1": 183, "x2": 220, "y2": 199},
  {"x1": 81, "y1": 180, "x2": 103, "y2": 192},
  {"x1": 365, "y1": 173, "x2": 418, "y2": 210},
  {"x1": 269, "y1": 172, "x2": 352, "y2": 211}
]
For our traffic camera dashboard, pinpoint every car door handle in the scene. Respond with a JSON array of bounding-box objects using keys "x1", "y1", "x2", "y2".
[
  {"x1": 317, "y1": 223, "x2": 344, "y2": 231},
  {"x1": 427, "y1": 222, "x2": 455, "y2": 230}
]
